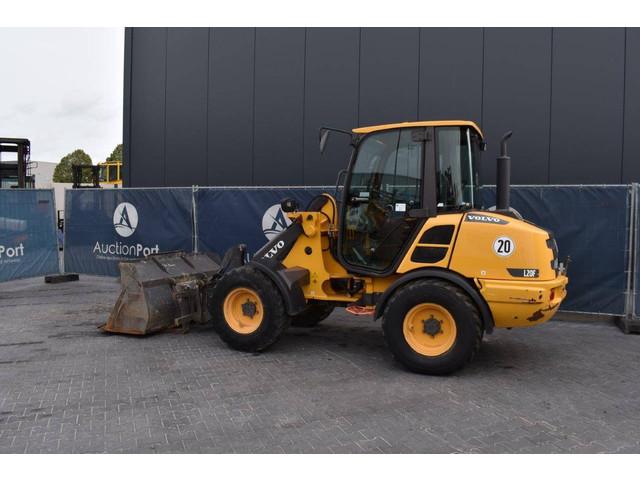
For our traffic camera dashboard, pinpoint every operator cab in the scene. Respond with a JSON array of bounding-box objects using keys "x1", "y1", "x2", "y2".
[{"x1": 337, "y1": 121, "x2": 484, "y2": 274}]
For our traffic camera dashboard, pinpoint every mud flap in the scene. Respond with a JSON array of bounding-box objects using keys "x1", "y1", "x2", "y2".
[{"x1": 251, "y1": 259, "x2": 310, "y2": 316}]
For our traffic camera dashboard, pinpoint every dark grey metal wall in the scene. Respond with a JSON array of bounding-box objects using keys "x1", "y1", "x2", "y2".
[{"x1": 123, "y1": 27, "x2": 640, "y2": 187}]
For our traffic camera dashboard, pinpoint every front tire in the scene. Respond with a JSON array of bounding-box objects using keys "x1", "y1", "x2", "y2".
[
  {"x1": 210, "y1": 265, "x2": 290, "y2": 352},
  {"x1": 382, "y1": 279, "x2": 483, "y2": 375}
]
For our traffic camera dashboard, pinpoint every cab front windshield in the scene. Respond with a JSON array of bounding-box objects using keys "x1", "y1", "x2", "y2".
[{"x1": 341, "y1": 126, "x2": 480, "y2": 272}]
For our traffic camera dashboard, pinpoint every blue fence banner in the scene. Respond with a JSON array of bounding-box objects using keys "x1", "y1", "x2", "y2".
[
  {"x1": 59, "y1": 184, "x2": 635, "y2": 316},
  {"x1": 0, "y1": 189, "x2": 59, "y2": 282},
  {"x1": 64, "y1": 188, "x2": 194, "y2": 276},
  {"x1": 195, "y1": 187, "x2": 330, "y2": 256},
  {"x1": 481, "y1": 185, "x2": 630, "y2": 315}
]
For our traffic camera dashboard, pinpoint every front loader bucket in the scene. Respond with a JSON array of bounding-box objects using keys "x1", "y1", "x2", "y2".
[{"x1": 103, "y1": 251, "x2": 222, "y2": 335}]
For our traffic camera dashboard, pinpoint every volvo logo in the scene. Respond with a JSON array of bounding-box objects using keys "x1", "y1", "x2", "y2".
[
  {"x1": 113, "y1": 202, "x2": 139, "y2": 238},
  {"x1": 465, "y1": 213, "x2": 508, "y2": 225},
  {"x1": 262, "y1": 204, "x2": 292, "y2": 240},
  {"x1": 262, "y1": 240, "x2": 285, "y2": 259}
]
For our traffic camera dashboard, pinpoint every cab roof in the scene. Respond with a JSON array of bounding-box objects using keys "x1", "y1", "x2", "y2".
[{"x1": 352, "y1": 120, "x2": 483, "y2": 138}]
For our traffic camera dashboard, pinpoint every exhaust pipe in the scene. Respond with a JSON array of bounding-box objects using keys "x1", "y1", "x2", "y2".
[{"x1": 496, "y1": 131, "x2": 513, "y2": 211}]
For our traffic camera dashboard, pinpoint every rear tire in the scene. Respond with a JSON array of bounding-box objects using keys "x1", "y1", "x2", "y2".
[
  {"x1": 290, "y1": 302, "x2": 335, "y2": 327},
  {"x1": 210, "y1": 265, "x2": 290, "y2": 352},
  {"x1": 382, "y1": 279, "x2": 483, "y2": 375}
]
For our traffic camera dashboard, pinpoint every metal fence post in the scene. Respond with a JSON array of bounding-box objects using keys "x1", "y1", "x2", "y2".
[
  {"x1": 62, "y1": 188, "x2": 69, "y2": 274},
  {"x1": 632, "y1": 183, "x2": 639, "y2": 329},
  {"x1": 618, "y1": 183, "x2": 639, "y2": 333},
  {"x1": 50, "y1": 188, "x2": 62, "y2": 274},
  {"x1": 192, "y1": 185, "x2": 199, "y2": 253}
]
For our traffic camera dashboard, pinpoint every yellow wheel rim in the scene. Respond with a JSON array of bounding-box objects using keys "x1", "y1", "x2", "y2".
[
  {"x1": 223, "y1": 287, "x2": 264, "y2": 334},
  {"x1": 402, "y1": 303, "x2": 457, "y2": 356}
]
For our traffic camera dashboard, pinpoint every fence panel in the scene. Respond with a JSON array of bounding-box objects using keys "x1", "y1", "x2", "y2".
[
  {"x1": 64, "y1": 188, "x2": 194, "y2": 276},
  {"x1": 195, "y1": 187, "x2": 330, "y2": 256},
  {"x1": 481, "y1": 185, "x2": 630, "y2": 315},
  {"x1": 0, "y1": 189, "x2": 59, "y2": 282},
  {"x1": 60, "y1": 184, "x2": 634, "y2": 316}
]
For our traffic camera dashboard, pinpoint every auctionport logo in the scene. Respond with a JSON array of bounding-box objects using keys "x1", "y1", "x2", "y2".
[
  {"x1": 262, "y1": 204, "x2": 292, "y2": 240},
  {"x1": 0, "y1": 242, "x2": 25, "y2": 264},
  {"x1": 113, "y1": 202, "x2": 138, "y2": 238},
  {"x1": 92, "y1": 202, "x2": 159, "y2": 259}
]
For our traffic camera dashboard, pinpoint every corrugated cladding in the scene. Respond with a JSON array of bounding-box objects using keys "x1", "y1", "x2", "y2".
[{"x1": 123, "y1": 27, "x2": 639, "y2": 187}]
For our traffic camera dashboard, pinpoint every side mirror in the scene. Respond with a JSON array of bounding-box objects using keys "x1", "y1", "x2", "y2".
[{"x1": 319, "y1": 129, "x2": 330, "y2": 154}]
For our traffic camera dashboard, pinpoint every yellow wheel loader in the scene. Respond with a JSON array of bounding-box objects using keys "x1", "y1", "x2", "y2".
[
  {"x1": 208, "y1": 120, "x2": 568, "y2": 374},
  {"x1": 105, "y1": 120, "x2": 568, "y2": 375}
]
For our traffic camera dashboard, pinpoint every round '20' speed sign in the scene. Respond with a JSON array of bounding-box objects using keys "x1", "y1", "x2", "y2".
[{"x1": 493, "y1": 236, "x2": 515, "y2": 257}]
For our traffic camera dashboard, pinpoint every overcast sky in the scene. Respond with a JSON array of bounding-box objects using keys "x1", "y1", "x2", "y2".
[{"x1": 0, "y1": 28, "x2": 124, "y2": 164}]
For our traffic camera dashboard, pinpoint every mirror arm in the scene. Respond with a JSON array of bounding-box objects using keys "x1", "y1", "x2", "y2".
[
  {"x1": 319, "y1": 126, "x2": 359, "y2": 153},
  {"x1": 320, "y1": 126, "x2": 353, "y2": 136}
]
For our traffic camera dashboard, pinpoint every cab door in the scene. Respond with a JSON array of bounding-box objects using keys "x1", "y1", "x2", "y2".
[{"x1": 340, "y1": 128, "x2": 433, "y2": 273}]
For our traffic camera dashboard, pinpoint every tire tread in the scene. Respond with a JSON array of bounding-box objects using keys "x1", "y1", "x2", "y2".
[
  {"x1": 210, "y1": 265, "x2": 290, "y2": 352},
  {"x1": 382, "y1": 278, "x2": 483, "y2": 374}
]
